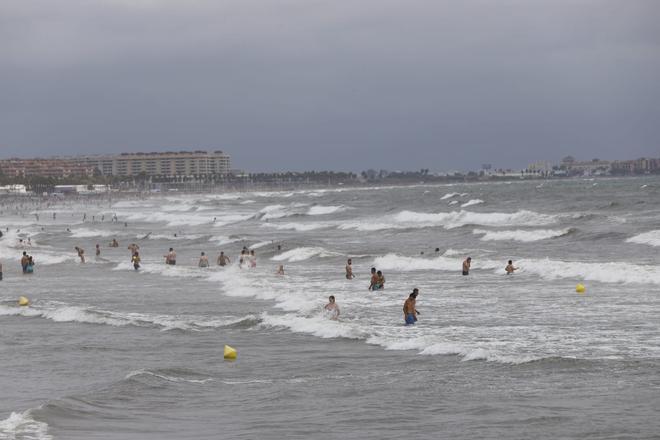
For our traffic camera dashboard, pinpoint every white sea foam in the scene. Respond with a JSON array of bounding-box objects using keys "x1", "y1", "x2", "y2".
[
  {"x1": 249, "y1": 241, "x2": 272, "y2": 249},
  {"x1": 271, "y1": 246, "x2": 340, "y2": 262},
  {"x1": 440, "y1": 192, "x2": 459, "y2": 200},
  {"x1": 448, "y1": 200, "x2": 459, "y2": 205},
  {"x1": 0, "y1": 410, "x2": 52, "y2": 440},
  {"x1": 256, "y1": 204, "x2": 307, "y2": 220},
  {"x1": 518, "y1": 258, "x2": 660, "y2": 285},
  {"x1": 626, "y1": 230, "x2": 660, "y2": 247},
  {"x1": 125, "y1": 369, "x2": 214, "y2": 384},
  {"x1": 0, "y1": 302, "x2": 256, "y2": 331},
  {"x1": 262, "y1": 222, "x2": 331, "y2": 232},
  {"x1": 307, "y1": 205, "x2": 346, "y2": 216},
  {"x1": 69, "y1": 228, "x2": 117, "y2": 238},
  {"x1": 472, "y1": 228, "x2": 571, "y2": 242},
  {"x1": 461, "y1": 199, "x2": 484, "y2": 208},
  {"x1": 339, "y1": 209, "x2": 557, "y2": 231},
  {"x1": 260, "y1": 313, "x2": 366, "y2": 339},
  {"x1": 373, "y1": 253, "x2": 660, "y2": 285}
]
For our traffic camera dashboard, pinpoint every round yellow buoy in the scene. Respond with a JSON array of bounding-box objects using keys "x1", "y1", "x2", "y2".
[
  {"x1": 224, "y1": 345, "x2": 237, "y2": 360},
  {"x1": 576, "y1": 283, "x2": 586, "y2": 294},
  {"x1": 18, "y1": 296, "x2": 30, "y2": 306}
]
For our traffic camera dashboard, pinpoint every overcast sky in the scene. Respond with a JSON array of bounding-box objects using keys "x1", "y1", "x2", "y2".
[{"x1": 1, "y1": 0, "x2": 658, "y2": 172}]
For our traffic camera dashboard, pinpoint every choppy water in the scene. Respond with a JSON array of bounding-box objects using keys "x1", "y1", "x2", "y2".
[{"x1": 1, "y1": 177, "x2": 659, "y2": 439}]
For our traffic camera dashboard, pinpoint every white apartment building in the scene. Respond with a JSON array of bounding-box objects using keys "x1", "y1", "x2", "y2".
[{"x1": 80, "y1": 150, "x2": 231, "y2": 177}]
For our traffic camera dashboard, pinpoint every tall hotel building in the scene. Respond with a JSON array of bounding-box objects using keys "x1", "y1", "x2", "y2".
[{"x1": 82, "y1": 150, "x2": 231, "y2": 177}]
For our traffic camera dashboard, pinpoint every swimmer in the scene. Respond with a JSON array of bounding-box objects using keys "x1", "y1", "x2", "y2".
[
  {"x1": 110, "y1": 238, "x2": 119, "y2": 248},
  {"x1": 276, "y1": 265, "x2": 285, "y2": 275},
  {"x1": 249, "y1": 250, "x2": 257, "y2": 268},
  {"x1": 131, "y1": 251, "x2": 141, "y2": 270},
  {"x1": 164, "y1": 248, "x2": 176, "y2": 265},
  {"x1": 20, "y1": 252, "x2": 28, "y2": 273},
  {"x1": 368, "y1": 267, "x2": 378, "y2": 290},
  {"x1": 403, "y1": 288, "x2": 420, "y2": 325},
  {"x1": 0, "y1": 260, "x2": 3, "y2": 281},
  {"x1": 375, "y1": 270, "x2": 385, "y2": 290},
  {"x1": 198, "y1": 252, "x2": 209, "y2": 268},
  {"x1": 128, "y1": 243, "x2": 139, "y2": 254},
  {"x1": 26, "y1": 256, "x2": 34, "y2": 274},
  {"x1": 324, "y1": 295, "x2": 340, "y2": 320},
  {"x1": 345, "y1": 258, "x2": 355, "y2": 279},
  {"x1": 217, "y1": 251, "x2": 230, "y2": 266},
  {"x1": 505, "y1": 260, "x2": 518, "y2": 274},
  {"x1": 74, "y1": 246, "x2": 85, "y2": 263},
  {"x1": 462, "y1": 257, "x2": 471, "y2": 276},
  {"x1": 95, "y1": 244, "x2": 101, "y2": 257}
]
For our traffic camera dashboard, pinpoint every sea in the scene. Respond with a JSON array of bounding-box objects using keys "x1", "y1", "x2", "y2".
[{"x1": 1, "y1": 177, "x2": 659, "y2": 439}]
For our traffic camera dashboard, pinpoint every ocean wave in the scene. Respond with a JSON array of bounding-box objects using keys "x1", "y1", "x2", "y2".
[
  {"x1": 0, "y1": 410, "x2": 51, "y2": 440},
  {"x1": 339, "y1": 209, "x2": 557, "y2": 232},
  {"x1": 440, "y1": 192, "x2": 459, "y2": 200},
  {"x1": 125, "y1": 369, "x2": 214, "y2": 384},
  {"x1": 373, "y1": 253, "x2": 660, "y2": 285},
  {"x1": 626, "y1": 230, "x2": 660, "y2": 247},
  {"x1": 368, "y1": 336, "x2": 542, "y2": 364},
  {"x1": 261, "y1": 222, "x2": 332, "y2": 232},
  {"x1": 307, "y1": 205, "x2": 346, "y2": 216},
  {"x1": 255, "y1": 204, "x2": 307, "y2": 220},
  {"x1": 69, "y1": 228, "x2": 118, "y2": 238},
  {"x1": 518, "y1": 258, "x2": 660, "y2": 285},
  {"x1": 271, "y1": 246, "x2": 340, "y2": 262},
  {"x1": 0, "y1": 301, "x2": 258, "y2": 331},
  {"x1": 472, "y1": 228, "x2": 572, "y2": 242},
  {"x1": 260, "y1": 313, "x2": 367, "y2": 339},
  {"x1": 461, "y1": 199, "x2": 483, "y2": 208}
]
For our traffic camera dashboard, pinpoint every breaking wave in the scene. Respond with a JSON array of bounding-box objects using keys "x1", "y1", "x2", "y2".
[
  {"x1": 339, "y1": 209, "x2": 558, "y2": 231},
  {"x1": 626, "y1": 230, "x2": 660, "y2": 247},
  {"x1": 0, "y1": 301, "x2": 259, "y2": 331},
  {"x1": 472, "y1": 228, "x2": 572, "y2": 242},
  {"x1": 461, "y1": 199, "x2": 483, "y2": 208},
  {"x1": 0, "y1": 410, "x2": 51, "y2": 440},
  {"x1": 271, "y1": 246, "x2": 340, "y2": 262}
]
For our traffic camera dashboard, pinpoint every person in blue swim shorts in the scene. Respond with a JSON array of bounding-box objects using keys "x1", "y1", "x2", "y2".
[{"x1": 403, "y1": 288, "x2": 420, "y2": 325}]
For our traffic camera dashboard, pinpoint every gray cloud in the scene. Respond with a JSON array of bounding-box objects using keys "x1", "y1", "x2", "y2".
[{"x1": 1, "y1": 0, "x2": 659, "y2": 171}]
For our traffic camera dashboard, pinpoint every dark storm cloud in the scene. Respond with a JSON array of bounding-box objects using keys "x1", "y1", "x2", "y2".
[{"x1": 1, "y1": 0, "x2": 659, "y2": 171}]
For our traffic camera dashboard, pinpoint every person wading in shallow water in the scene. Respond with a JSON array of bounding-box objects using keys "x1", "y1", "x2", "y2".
[
  {"x1": 345, "y1": 258, "x2": 355, "y2": 280},
  {"x1": 403, "y1": 289, "x2": 420, "y2": 325},
  {"x1": 324, "y1": 295, "x2": 340, "y2": 320},
  {"x1": 462, "y1": 257, "x2": 472, "y2": 276}
]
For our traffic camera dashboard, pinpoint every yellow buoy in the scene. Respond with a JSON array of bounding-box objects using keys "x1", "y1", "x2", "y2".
[
  {"x1": 224, "y1": 345, "x2": 237, "y2": 360},
  {"x1": 576, "y1": 283, "x2": 586, "y2": 294},
  {"x1": 18, "y1": 296, "x2": 30, "y2": 306}
]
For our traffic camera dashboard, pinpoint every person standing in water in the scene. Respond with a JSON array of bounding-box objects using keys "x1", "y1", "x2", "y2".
[
  {"x1": 75, "y1": 247, "x2": 85, "y2": 263},
  {"x1": 164, "y1": 248, "x2": 176, "y2": 265},
  {"x1": 345, "y1": 258, "x2": 355, "y2": 279},
  {"x1": 198, "y1": 252, "x2": 209, "y2": 268},
  {"x1": 462, "y1": 257, "x2": 472, "y2": 276},
  {"x1": 276, "y1": 265, "x2": 285, "y2": 275},
  {"x1": 217, "y1": 251, "x2": 230, "y2": 266},
  {"x1": 95, "y1": 244, "x2": 101, "y2": 257},
  {"x1": 403, "y1": 289, "x2": 420, "y2": 325},
  {"x1": 368, "y1": 267, "x2": 378, "y2": 290},
  {"x1": 505, "y1": 260, "x2": 518, "y2": 274},
  {"x1": 324, "y1": 296, "x2": 340, "y2": 320},
  {"x1": 375, "y1": 270, "x2": 385, "y2": 290},
  {"x1": 131, "y1": 251, "x2": 141, "y2": 270},
  {"x1": 21, "y1": 252, "x2": 29, "y2": 274}
]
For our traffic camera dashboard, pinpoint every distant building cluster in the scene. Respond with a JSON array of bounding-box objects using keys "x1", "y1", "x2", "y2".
[
  {"x1": 0, "y1": 150, "x2": 231, "y2": 179},
  {"x1": 522, "y1": 156, "x2": 660, "y2": 177}
]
